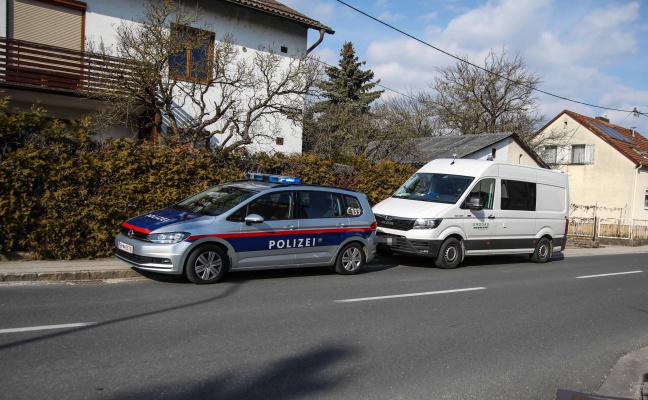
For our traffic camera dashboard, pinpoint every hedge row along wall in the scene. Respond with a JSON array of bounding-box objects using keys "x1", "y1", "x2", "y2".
[{"x1": 0, "y1": 103, "x2": 415, "y2": 259}]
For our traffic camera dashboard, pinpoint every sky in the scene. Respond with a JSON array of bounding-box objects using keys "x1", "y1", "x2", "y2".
[{"x1": 281, "y1": 0, "x2": 648, "y2": 135}]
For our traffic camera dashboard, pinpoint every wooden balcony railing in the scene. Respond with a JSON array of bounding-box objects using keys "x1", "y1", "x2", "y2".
[{"x1": 0, "y1": 37, "x2": 132, "y2": 96}]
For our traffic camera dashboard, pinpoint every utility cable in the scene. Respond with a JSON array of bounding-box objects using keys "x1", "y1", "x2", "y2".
[{"x1": 335, "y1": 0, "x2": 645, "y2": 117}]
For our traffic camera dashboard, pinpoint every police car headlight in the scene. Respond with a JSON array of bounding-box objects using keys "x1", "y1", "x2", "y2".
[
  {"x1": 413, "y1": 218, "x2": 442, "y2": 229},
  {"x1": 147, "y1": 232, "x2": 190, "y2": 244}
]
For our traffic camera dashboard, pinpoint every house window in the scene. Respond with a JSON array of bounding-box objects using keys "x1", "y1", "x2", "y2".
[
  {"x1": 571, "y1": 145, "x2": 586, "y2": 164},
  {"x1": 645, "y1": 190, "x2": 648, "y2": 210},
  {"x1": 543, "y1": 146, "x2": 557, "y2": 164},
  {"x1": 169, "y1": 24, "x2": 215, "y2": 82},
  {"x1": 276, "y1": 137, "x2": 284, "y2": 146}
]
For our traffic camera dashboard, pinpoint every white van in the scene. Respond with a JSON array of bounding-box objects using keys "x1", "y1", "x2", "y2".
[{"x1": 372, "y1": 158, "x2": 569, "y2": 268}]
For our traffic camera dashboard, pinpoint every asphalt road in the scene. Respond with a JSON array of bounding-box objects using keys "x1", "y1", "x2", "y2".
[{"x1": 1, "y1": 253, "x2": 647, "y2": 400}]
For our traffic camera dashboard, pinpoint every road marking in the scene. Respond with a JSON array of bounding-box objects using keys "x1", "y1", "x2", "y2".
[
  {"x1": 335, "y1": 287, "x2": 486, "y2": 303},
  {"x1": 0, "y1": 322, "x2": 96, "y2": 334},
  {"x1": 576, "y1": 271, "x2": 643, "y2": 279}
]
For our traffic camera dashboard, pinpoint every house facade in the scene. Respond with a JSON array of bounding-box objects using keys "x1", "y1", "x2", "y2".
[
  {"x1": 0, "y1": 0, "x2": 333, "y2": 154},
  {"x1": 535, "y1": 110, "x2": 648, "y2": 220}
]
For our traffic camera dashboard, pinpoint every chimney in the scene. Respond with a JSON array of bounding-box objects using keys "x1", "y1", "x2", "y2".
[{"x1": 595, "y1": 115, "x2": 610, "y2": 123}]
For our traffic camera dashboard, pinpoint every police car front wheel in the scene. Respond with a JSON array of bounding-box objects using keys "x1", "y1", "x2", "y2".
[
  {"x1": 335, "y1": 243, "x2": 365, "y2": 275},
  {"x1": 185, "y1": 244, "x2": 228, "y2": 284}
]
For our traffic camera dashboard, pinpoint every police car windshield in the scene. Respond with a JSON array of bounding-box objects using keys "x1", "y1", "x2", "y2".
[
  {"x1": 173, "y1": 185, "x2": 259, "y2": 216},
  {"x1": 393, "y1": 173, "x2": 474, "y2": 204}
]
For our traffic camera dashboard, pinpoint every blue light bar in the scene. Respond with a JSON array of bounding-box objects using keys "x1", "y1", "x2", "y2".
[{"x1": 245, "y1": 172, "x2": 301, "y2": 184}]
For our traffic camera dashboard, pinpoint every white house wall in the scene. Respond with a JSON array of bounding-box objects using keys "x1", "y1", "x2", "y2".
[
  {"x1": 540, "y1": 115, "x2": 638, "y2": 219},
  {"x1": 466, "y1": 138, "x2": 542, "y2": 167}
]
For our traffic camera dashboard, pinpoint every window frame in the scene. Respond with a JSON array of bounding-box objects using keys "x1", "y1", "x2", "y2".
[{"x1": 169, "y1": 24, "x2": 215, "y2": 83}]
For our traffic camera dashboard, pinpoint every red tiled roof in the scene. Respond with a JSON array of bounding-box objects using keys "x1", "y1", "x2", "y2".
[
  {"x1": 542, "y1": 110, "x2": 648, "y2": 166},
  {"x1": 222, "y1": 0, "x2": 334, "y2": 34}
]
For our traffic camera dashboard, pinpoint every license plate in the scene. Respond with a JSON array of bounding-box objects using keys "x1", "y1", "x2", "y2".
[{"x1": 118, "y1": 241, "x2": 134, "y2": 254}]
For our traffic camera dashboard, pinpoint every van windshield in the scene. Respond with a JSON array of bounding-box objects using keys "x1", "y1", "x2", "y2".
[
  {"x1": 172, "y1": 185, "x2": 259, "y2": 216},
  {"x1": 393, "y1": 173, "x2": 474, "y2": 204}
]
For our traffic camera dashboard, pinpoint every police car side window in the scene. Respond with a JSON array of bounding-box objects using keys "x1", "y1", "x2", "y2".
[
  {"x1": 343, "y1": 195, "x2": 363, "y2": 217},
  {"x1": 228, "y1": 191, "x2": 293, "y2": 221},
  {"x1": 299, "y1": 191, "x2": 343, "y2": 219}
]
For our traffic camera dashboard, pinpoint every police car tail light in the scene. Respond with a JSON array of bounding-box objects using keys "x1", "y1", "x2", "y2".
[
  {"x1": 246, "y1": 172, "x2": 301, "y2": 184},
  {"x1": 147, "y1": 232, "x2": 190, "y2": 244},
  {"x1": 371, "y1": 221, "x2": 377, "y2": 231},
  {"x1": 413, "y1": 218, "x2": 442, "y2": 229}
]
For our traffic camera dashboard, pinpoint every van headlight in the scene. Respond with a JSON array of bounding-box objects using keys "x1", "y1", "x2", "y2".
[
  {"x1": 147, "y1": 232, "x2": 190, "y2": 244},
  {"x1": 413, "y1": 218, "x2": 442, "y2": 229}
]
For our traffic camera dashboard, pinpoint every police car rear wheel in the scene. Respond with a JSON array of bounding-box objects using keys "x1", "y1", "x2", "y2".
[
  {"x1": 185, "y1": 245, "x2": 228, "y2": 284},
  {"x1": 335, "y1": 243, "x2": 365, "y2": 275},
  {"x1": 435, "y1": 238, "x2": 462, "y2": 269}
]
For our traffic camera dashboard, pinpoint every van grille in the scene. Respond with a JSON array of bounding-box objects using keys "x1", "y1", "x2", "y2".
[{"x1": 375, "y1": 214, "x2": 415, "y2": 231}]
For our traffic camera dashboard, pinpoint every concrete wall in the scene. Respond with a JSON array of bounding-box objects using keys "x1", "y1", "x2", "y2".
[{"x1": 537, "y1": 114, "x2": 641, "y2": 219}]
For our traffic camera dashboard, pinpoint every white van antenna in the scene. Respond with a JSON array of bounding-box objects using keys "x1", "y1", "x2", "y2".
[{"x1": 451, "y1": 154, "x2": 457, "y2": 165}]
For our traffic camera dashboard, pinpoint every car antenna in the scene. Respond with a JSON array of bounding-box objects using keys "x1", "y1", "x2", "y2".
[{"x1": 451, "y1": 154, "x2": 457, "y2": 165}]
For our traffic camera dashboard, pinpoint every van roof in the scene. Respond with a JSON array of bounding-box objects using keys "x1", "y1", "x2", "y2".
[{"x1": 419, "y1": 158, "x2": 562, "y2": 175}]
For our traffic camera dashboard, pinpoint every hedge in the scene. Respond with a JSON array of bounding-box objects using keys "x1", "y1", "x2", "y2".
[{"x1": 0, "y1": 102, "x2": 416, "y2": 259}]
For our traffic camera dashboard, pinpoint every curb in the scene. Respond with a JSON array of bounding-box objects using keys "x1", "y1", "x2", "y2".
[{"x1": 0, "y1": 269, "x2": 142, "y2": 282}]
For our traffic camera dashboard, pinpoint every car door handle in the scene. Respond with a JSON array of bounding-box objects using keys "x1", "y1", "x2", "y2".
[
  {"x1": 283, "y1": 225, "x2": 296, "y2": 230},
  {"x1": 488, "y1": 215, "x2": 496, "y2": 220},
  {"x1": 336, "y1": 223, "x2": 347, "y2": 228}
]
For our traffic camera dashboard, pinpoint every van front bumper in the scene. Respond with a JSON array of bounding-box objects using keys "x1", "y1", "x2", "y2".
[{"x1": 376, "y1": 232, "x2": 441, "y2": 258}]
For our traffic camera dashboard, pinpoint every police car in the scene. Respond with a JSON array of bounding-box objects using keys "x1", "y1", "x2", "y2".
[{"x1": 115, "y1": 173, "x2": 377, "y2": 284}]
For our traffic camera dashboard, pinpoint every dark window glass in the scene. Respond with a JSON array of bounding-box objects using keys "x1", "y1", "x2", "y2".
[
  {"x1": 501, "y1": 180, "x2": 536, "y2": 211},
  {"x1": 343, "y1": 195, "x2": 363, "y2": 217},
  {"x1": 466, "y1": 178, "x2": 495, "y2": 209},
  {"x1": 298, "y1": 191, "x2": 345, "y2": 219},
  {"x1": 229, "y1": 191, "x2": 293, "y2": 221}
]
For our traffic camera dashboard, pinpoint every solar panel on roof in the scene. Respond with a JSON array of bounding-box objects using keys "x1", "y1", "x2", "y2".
[{"x1": 591, "y1": 121, "x2": 634, "y2": 144}]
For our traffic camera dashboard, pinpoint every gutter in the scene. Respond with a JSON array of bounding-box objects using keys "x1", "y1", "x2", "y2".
[{"x1": 307, "y1": 28, "x2": 327, "y2": 54}]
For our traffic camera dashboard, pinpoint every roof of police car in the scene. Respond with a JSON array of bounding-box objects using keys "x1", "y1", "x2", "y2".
[{"x1": 227, "y1": 179, "x2": 359, "y2": 193}]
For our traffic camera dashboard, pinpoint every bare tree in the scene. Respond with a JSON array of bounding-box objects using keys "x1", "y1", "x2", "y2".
[
  {"x1": 367, "y1": 89, "x2": 436, "y2": 162},
  {"x1": 87, "y1": 0, "x2": 322, "y2": 152},
  {"x1": 428, "y1": 48, "x2": 544, "y2": 139}
]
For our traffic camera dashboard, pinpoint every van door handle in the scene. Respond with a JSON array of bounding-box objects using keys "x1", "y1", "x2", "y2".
[
  {"x1": 283, "y1": 225, "x2": 296, "y2": 230},
  {"x1": 488, "y1": 215, "x2": 496, "y2": 220}
]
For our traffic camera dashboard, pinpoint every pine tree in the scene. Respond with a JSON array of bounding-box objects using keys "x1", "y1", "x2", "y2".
[{"x1": 317, "y1": 41, "x2": 383, "y2": 114}]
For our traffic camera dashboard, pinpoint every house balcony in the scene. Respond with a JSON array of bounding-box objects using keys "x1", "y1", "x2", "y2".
[{"x1": 0, "y1": 37, "x2": 130, "y2": 98}]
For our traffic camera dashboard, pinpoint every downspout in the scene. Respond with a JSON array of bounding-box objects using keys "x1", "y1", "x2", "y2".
[{"x1": 306, "y1": 28, "x2": 326, "y2": 54}]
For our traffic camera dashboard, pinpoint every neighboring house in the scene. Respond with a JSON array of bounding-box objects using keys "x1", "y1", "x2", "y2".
[
  {"x1": 0, "y1": 0, "x2": 333, "y2": 154},
  {"x1": 369, "y1": 132, "x2": 548, "y2": 168},
  {"x1": 534, "y1": 110, "x2": 648, "y2": 220}
]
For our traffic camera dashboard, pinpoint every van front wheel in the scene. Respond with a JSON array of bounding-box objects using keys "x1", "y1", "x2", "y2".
[
  {"x1": 435, "y1": 238, "x2": 463, "y2": 269},
  {"x1": 530, "y1": 237, "x2": 552, "y2": 263}
]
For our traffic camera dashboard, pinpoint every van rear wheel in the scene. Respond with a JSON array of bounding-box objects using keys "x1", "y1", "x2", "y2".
[
  {"x1": 435, "y1": 238, "x2": 463, "y2": 269},
  {"x1": 530, "y1": 237, "x2": 552, "y2": 263}
]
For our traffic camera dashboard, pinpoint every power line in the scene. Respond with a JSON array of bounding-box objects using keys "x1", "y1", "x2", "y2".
[{"x1": 334, "y1": 0, "x2": 645, "y2": 117}]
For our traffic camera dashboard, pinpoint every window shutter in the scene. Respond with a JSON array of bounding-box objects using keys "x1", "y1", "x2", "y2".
[
  {"x1": 584, "y1": 144, "x2": 595, "y2": 164},
  {"x1": 557, "y1": 145, "x2": 571, "y2": 164},
  {"x1": 11, "y1": 0, "x2": 85, "y2": 50}
]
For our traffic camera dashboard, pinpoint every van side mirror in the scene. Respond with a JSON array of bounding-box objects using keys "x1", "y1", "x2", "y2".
[
  {"x1": 245, "y1": 214, "x2": 264, "y2": 226},
  {"x1": 466, "y1": 196, "x2": 484, "y2": 210}
]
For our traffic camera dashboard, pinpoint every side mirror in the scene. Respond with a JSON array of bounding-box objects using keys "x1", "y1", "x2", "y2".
[
  {"x1": 244, "y1": 214, "x2": 264, "y2": 226},
  {"x1": 466, "y1": 196, "x2": 484, "y2": 210}
]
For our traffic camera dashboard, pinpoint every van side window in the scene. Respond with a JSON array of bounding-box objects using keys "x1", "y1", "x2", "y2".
[
  {"x1": 343, "y1": 195, "x2": 363, "y2": 217},
  {"x1": 501, "y1": 180, "x2": 536, "y2": 211},
  {"x1": 299, "y1": 191, "x2": 344, "y2": 218},
  {"x1": 467, "y1": 179, "x2": 495, "y2": 209},
  {"x1": 229, "y1": 191, "x2": 293, "y2": 221}
]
